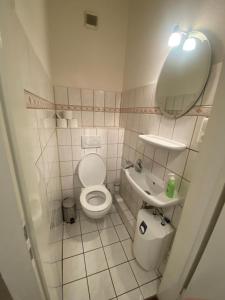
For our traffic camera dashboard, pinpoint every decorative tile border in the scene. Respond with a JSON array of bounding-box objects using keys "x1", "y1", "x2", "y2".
[
  {"x1": 25, "y1": 90, "x2": 55, "y2": 110},
  {"x1": 120, "y1": 105, "x2": 211, "y2": 117},
  {"x1": 55, "y1": 103, "x2": 120, "y2": 113},
  {"x1": 25, "y1": 88, "x2": 211, "y2": 117}
]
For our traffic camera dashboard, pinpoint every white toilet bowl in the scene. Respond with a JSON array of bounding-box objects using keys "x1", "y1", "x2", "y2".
[{"x1": 78, "y1": 153, "x2": 112, "y2": 219}]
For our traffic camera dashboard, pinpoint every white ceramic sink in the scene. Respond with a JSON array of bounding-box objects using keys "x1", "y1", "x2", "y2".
[{"x1": 124, "y1": 167, "x2": 182, "y2": 208}]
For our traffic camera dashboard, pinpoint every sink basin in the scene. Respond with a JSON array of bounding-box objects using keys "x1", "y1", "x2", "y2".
[{"x1": 124, "y1": 167, "x2": 182, "y2": 208}]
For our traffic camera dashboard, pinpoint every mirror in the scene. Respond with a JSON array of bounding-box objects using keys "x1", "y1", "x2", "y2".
[{"x1": 155, "y1": 31, "x2": 211, "y2": 118}]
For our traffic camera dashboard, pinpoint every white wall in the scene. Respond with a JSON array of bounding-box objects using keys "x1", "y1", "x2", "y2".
[
  {"x1": 48, "y1": 0, "x2": 128, "y2": 90},
  {"x1": 124, "y1": 0, "x2": 225, "y2": 89},
  {"x1": 15, "y1": 0, "x2": 52, "y2": 76},
  {"x1": 0, "y1": 1, "x2": 62, "y2": 300}
]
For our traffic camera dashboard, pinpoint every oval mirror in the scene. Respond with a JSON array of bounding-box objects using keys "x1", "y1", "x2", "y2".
[{"x1": 155, "y1": 31, "x2": 211, "y2": 118}]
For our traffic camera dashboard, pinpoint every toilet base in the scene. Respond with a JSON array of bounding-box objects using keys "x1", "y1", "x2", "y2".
[{"x1": 81, "y1": 204, "x2": 112, "y2": 219}]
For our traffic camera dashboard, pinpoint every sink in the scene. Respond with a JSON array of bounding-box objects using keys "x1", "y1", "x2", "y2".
[{"x1": 124, "y1": 167, "x2": 182, "y2": 208}]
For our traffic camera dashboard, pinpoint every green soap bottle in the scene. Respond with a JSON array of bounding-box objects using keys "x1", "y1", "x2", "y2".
[{"x1": 166, "y1": 173, "x2": 176, "y2": 198}]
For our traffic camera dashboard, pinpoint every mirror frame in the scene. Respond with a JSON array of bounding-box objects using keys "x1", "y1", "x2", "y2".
[{"x1": 155, "y1": 31, "x2": 212, "y2": 119}]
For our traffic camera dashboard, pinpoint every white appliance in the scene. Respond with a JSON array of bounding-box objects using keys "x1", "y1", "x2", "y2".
[{"x1": 133, "y1": 209, "x2": 174, "y2": 271}]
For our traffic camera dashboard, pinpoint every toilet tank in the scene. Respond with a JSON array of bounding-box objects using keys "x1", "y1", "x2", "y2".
[{"x1": 133, "y1": 209, "x2": 174, "y2": 271}]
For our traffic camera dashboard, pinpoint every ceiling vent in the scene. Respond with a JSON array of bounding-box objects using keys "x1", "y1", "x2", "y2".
[{"x1": 84, "y1": 11, "x2": 98, "y2": 30}]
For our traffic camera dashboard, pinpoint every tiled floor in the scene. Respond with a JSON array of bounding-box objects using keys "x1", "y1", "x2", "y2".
[{"x1": 63, "y1": 204, "x2": 160, "y2": 300}]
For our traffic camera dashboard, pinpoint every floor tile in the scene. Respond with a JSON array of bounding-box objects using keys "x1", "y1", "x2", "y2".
[
  {"x1": 104, "y1": 242, "x2": 127, "y2": 268},
  {"x1": 80, "y1": 219, "x2": 98, "y2": 234},
  {"x1": 100, "y1": 227, "x2": 119, "y2": 246},
  {"x1": 110, "y1": 213, "x2": 123, "y2": 225},
  {"x1": 88, "y1": 270, "x2": 115, "y2": 300},
  {"x1": 85, "y1": 248, "x2": 107, "y2": 275},
  {"x1": 82, "y1": 231, "x2": 102, "y2": 252},
  {"x1": 110, "y1": 204, "x2": 117, "y2": 213},
  {"x1": 129, "y1": 260, "x2": 158, "y2": 286},
  {"x1": 118, "y1": 288, "x2": 143, "y2": 300},
  {"x1": 63, "y1": 254, "x2": 86, "y2": 284},
  {"x1": 63, "y1": 235, "x2": 83, "y2": 258},
  {"x1": 140, "y1": 279, "x2": 160, "y2": 299},
  {"x1": 115, "y1": 224, "x2": 130, "y2": 241},
  {"x1": 63, "y1": 278, "x2": 89, "y2": 300},
  {"x1": 96, "y1": 215, "x2": 113, "y2": 229},
  {"x1": 110, "y1": 262, "x2": 138, "y2": 296},
  {"x1": 79, "y1": 210, "x2": 89, "y2": 221},
  {"x1": 121, "y1": 239, "x2": 135, "y2": 261},
  {"x1": 63, "y1": 221, "x2": 81, "y2": 239}
]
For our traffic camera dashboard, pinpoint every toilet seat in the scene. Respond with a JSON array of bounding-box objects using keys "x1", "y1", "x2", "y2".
[{"x1": 80, "y1": 185, "x2": 112, "y2": 212}]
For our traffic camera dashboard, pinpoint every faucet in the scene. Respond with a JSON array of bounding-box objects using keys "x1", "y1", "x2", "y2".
[
  {"x1": 124, "y1": 160, "x2": 134, "y2": 169},
  {"x1": 135, "y1": 159, "x2": 143, "y2": 172}
]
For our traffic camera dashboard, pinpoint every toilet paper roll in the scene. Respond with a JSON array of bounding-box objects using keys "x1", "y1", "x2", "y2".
[
  {"x1": 57, "y1": 118, "x2": 67, "y2": 128},
  {"x1": 68, "y1": 119, "x2": 78, "y2": 128},
  {"x1": 63, "y1": 110, "x2": 73, "y2": 120}
]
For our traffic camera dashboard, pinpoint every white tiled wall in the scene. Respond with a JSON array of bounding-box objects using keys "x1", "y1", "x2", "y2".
[
  {"x1": 119, "y1": 62, "x2": 222, "y2": 228},
  {"x1": 26, "y1": 92, "x2": 63, "y2": 300}
]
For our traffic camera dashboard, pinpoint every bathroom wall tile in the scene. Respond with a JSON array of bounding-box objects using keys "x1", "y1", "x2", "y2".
[
  {"x1": 107, "y1": 158, "x2": 117, "y2": 170},
  {"x1": 82, "y1": 111, "x2": 93, "y2": 127},
  {"x1": 158, "y1": 117, "x2": 175, "y2": 139},
  {"x1": 144, "y1": 144, "x2": 155, "y2": 160},
  {"x1": 107, "y1": 144, "x2": 118, "y2": 158},
  {"x1": 154, "y1": 148, "x2": 168, "y2": 166},
  {"x1": 97, "y1": 144, "x2": 107, "y2": 158},
  {"x1": 72, "y1": 111, "x2": 81, "y2": 127},
  {"x1": 54, "y1": 86, "x2": 68, "y2": 104},
  {"x1": 173, "y1": 116, "x2": 197, "y2": 147},
  {"x1": 114, "y1": 113, "x2": 120, "y2": 127},
  {"x1": 60, "y1": 161, "x2": 73, "y2": 176},
  {"x1": 183, "y1": 150, "x2": 198, "y2": 181},
  {"x1": 108, "y1": 128, "x2": 119, "y2": 144},
  {"x1": 94, "y1": 90, "x2": 104, "y2": 107},
  {"x1": 167, "y1": 149, "x2": 189, "y2": 176},
  {"x1": 97, "y1": 128, "x2": 108, "y2": 144},
  {"x1": 152, "y1": 162, "x2": 165, "y2": 179},
  {"x1": 115, "y1": 92, "x2": 122, "y2": 108},
  {"x1": 72, "y1": 146, "x2": 85, "y2": 161},
  {"x1": 94, "y1": 112, "x2": 104, "y2": 127},
  {"x1": 202, "y1": 62, "x2": 223, "y2": 106},
  {"x1": 179, "y1": 179, "x2": 190, "y2": 203},
  {"x1": 172, "y1": 205, "x2": 183, "y2": 228},
  {"x1": 58, "y1": 146, "x2": 72, "y2": 161},
  {"x1": 61, "y1": 176, "x2": 73, "y2": 190},
  {"x1": 190, "y1": 116, "x2": 207, "y2": 151},
  {"x1": 117, "y1": 144, "x2": 123, "y2": 158},
  {"x1": 83, "y1": 128, "x2": 97, "y2": 136},
  {"x1": 105, "y1": 113, "x2": 115, "y2": 127},
  {"x1": 105, "y1": 91, "x2": 116, "y2": 108},
  {"x1": 68, "y1": 87, "x2": 81, "y2": 105},
  {"x1": 107, "y1": 170, "x2": 117, "y2": 183},
  {"x1": 57, "y1": 129, "x2": 71, "y2": 145},
  {"x1": 81, "y1": 88, "x2": 93, "y2": 106},
  {"x1": 71, "y1": 128, "x2": 82, "y2": 145}
]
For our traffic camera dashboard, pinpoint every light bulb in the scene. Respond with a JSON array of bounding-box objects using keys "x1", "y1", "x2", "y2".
[
  {"x1": 183, "y1": 37, "x2": 196, "y2": 51},
  {"x1": 168, "y1": 32, "x2": 182, "y2": 48}
]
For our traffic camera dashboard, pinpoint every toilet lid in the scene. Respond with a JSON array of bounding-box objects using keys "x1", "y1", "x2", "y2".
[{"x1": 78, "y1": 153, "x2": 106, "y2": 187}]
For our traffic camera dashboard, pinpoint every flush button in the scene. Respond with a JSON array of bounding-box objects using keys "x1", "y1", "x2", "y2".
[{"x1": 139, "y1": 221, "x2": 147, "y2": 234}]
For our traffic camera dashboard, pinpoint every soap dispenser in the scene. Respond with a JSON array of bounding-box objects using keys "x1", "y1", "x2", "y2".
[{"x1": 166, "y1": 173, "x2": 176, "y2": 198}]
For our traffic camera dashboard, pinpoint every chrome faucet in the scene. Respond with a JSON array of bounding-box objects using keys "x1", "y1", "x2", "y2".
[
  {"x1": 124, "y1": 160, "x2": 134, "y2": 169},
  {"x1": 135, "y1": 159, "x2": 143, "y2": 172}
]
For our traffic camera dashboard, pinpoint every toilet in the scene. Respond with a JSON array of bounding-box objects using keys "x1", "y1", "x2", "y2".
[{"x1": 78, "y1": 153, "x2": 112, "y2": 219}]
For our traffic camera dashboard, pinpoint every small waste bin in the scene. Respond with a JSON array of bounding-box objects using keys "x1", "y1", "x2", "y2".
[{"x1": 62, "y1": 197, "x2": 76, "y2": 224}]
